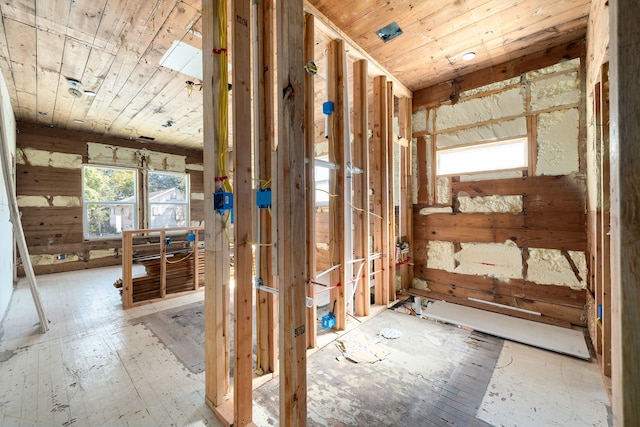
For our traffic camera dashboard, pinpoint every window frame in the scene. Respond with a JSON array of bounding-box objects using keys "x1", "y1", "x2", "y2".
[
  {"x1": 147, "y1": 170, "x2": 190, "y2": 230},
  {"x1": 435, "y1": 136, "x2": 529, "y2": 177},
  {"x1": 82, "y1": 165, "x2": 138, "y2": 240}
]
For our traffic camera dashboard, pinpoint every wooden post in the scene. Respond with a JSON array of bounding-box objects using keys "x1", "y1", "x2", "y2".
[
  {"x1": 276, "y1": 0, "x2": 307, "y2": 424},
  {"x1": 386, "y1": 81, "x2": 396, "y2": 302},
  {"x1": 353, "y1": 59, "x2": 370, "y2": 316},
  {"x1": 609, "y1": 0, "x2": 640, "y2": 423},
  {"x1": 304, "y1": 13, "x2": 317, "y2": 348},
  {"x1": 160, "y1": 230, "x2": 167, "y2": 299},
  {"x1": 416, "y1": 135, "x2": 428, "y2": 204},
  {"x1": 233, "y1": 0, "x2": 253, "y2": 424},
  {"x1": 328, "y1": 39, "x2": 347, "y2": 330},
  {"x1": 372, "y1": 75, "x2": 389, "y2": 305},
  {"x1": 203, "y1": 0, "x2": 232, "y2": 416},
  {"x1": 600, "y1": 61, "x2": 612, "y2": 379},
  {"x1": 257, "y1": 0, "x2": 278, "y2": 374},
  {"x1": 122, "y1": 230, "x2": 133, "y2": 308},
  {"x1": 398, "y1": 97, "x2": 413, "y2": 291}
]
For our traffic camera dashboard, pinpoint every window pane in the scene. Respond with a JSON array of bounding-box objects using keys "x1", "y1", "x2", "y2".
[
  {"x1": 83, "y1": 166, "x2": 135, "y2": 202},
  {"x1": 437, "y1": 138, "x2": 527, "y2": 176},
  {"x1": 85, "y1": 203, "x2": 136, "y2": 238},
  {"x1": 149, "y1": 204, "x2": 188, "y2": 228},
  {"x1": 83, "y1": 166, "x2": 137, "y2": 239},
  {"x1": 148, "y1": 172, "x2": 188, "y2": 200},
  {"x1": 148, "y1": 171, "x2": 189, "y2": 229}
]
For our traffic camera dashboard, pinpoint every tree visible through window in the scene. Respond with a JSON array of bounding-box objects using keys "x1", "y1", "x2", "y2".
[{"x1": 83, "y1": 166, "x2": 137, "y2": 239}]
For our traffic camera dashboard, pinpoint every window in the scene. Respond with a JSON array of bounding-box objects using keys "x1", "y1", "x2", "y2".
[
  {"x1": 83, "y1": 166, "x2": 137, "y2": 239},
  {"x1": 436, "y1": 137, "x2": 528, "y2": 176},
  {"x1": 148, "y1": 171, "x2": 189, "y2": 229},
  {"x1": 314, "y1": 157, "x2": 331, "y2": 207}
]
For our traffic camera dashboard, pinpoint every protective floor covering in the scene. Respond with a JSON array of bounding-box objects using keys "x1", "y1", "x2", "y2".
[
  {"x1": 423, "y1": 301, "x2": 590, "y2": 359},
  {"x1": 253, "y1": 310, "x2": 504, "y2": 426},
  {"x1": 478, "y1": 341, "x2": 611, "y2": 426}
]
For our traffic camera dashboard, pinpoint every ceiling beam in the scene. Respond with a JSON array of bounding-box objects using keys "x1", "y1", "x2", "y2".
[
  {"x1": 413, "y1": 38, "x2": 586, "y2": 111},
  {"x1": 303, "y1": 1, "x2": 412, "y2": 99}
]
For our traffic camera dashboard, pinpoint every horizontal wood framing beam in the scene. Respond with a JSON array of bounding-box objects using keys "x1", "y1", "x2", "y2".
[
  {"x1": 450, "y1": 175, "x2": 586, "y2": 198},
  {"x1": 303, "y1": 1, "x2": 411, "y2": 98},
  {"x1": 413, "y1": 38, "x2": 586, "y2": 110}
]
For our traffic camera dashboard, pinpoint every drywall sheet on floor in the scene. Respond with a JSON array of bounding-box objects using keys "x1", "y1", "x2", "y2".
[{"x1": 423, "y1": 301, "x2": 589, "y2": 359}]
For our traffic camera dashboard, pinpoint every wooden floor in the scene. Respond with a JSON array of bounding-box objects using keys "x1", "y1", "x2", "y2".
[{"x1": 0, "y1": 266, "x2": 610, "y2": 426}]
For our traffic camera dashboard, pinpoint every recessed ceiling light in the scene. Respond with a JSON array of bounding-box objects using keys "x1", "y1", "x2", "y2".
[
  {"x1": 462, "y1": 52, "x2": 476, "y2": 61},
  {"x1": 375, "y1": 22, "x2": 403, "y2": 43}
]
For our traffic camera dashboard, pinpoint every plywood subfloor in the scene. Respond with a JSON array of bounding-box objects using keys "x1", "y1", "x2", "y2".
[{"x1": 423, "y1": 300, "x2": 590, "y2": 359}]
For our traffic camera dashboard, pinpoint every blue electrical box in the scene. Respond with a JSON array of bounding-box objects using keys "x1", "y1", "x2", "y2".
[
  {"x1": 321, "y1": 312, "x2": 336, "y2": 329},
  {"x1": 187, "y1": 233, "x2": 196, "y2": 242},
  {"x1": 214, "y1": 189, "x2": 233, "y2": 215},
  {"x1": 256, "y1": 188, "x2": 272, "y2": 209},
  {"x1": 322, "y1": 101, "x2": 334, "y2": 115}
]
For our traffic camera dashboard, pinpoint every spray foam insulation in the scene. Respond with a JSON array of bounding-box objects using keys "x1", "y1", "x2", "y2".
[
  {"x1": 458, "y1": 195, "x2": 523, "y2": 213},
  {"x1": 459, "y1": 77, "x2": 521, "y2": 99},
  {"x1": 536, "y1": 108, "x2": 579, "y2": 176},
  {"x1": 427, "y1": 241, "x2": 455, "y2": 271},
  {"x1": 412, "y1": 108, "x2": 430, "y2": 133},
  {"x1": 530, "y1": 72, "x2": 580, "y2": 112},
  {"x1": 525, "y1": 58, "x2": 580, "y2": 79},
  {"x1": 454, "y1": 241, "x2": 522, "y2": 280},
  {"x1": 17, "y1": 195, "x2": 81, "y2": 208},
  {"x1": 526, "y1": 249, "x2": 587, "y2": 290},
  {"x1": 419, "y1": 206, "x2": 453, "y2": 215},
  {"x1": 436, "y1": 117, "x2": 527, "y2": 148},
  {"x1": 17, "y1": 148, "x2": 82, "y2": 169},
  {"x1": 436, "y1": 87, "x2": 525, "y2": 131},
  {"x1": 459, "y1": 170, "x2": 523, "y2": 182},
  {"x1": 436, "y1": 177, "x2": 450, "y2": 205}
]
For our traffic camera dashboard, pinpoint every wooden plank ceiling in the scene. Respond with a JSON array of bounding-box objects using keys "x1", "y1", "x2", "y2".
[{"x1": 0, "y1": 0, "x2": 590, "y2": 150}]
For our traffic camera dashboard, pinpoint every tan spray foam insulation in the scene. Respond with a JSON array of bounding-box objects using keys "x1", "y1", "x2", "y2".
[
  {"x1": 437, "y1": 117, "x2": 527, "y2": 148},
  {"x1": 458, "y1": 195, "x2": 523, "y2": 213},
  {"x1": 526, "y1": 58, "x2": 580, "y2": 79},
  {"x1": 191, "y1": 192, "x2": 204, "y2": 200},
  {"x1": 454, "y1": 241, "x2": 522, "y2": 280},
  {"x1": 186, "y1": 163, "x2": 204, "y2": 171},
  {"x1": 536, "y1": 108, "x2": 579, "y2": 176},
  {"x1": 412, "y1": 137, "x2": 419, "y2": 204},
  {"x1": 412, "y1": 108, "x2": 430, "y2": 133},
  {"x1": 436, "y1": 176, "x2": 450, "y2": 205},
  {"x1": 412, "y1": 277, "x2": 430, "y2": 291},
  {"x1": 89, "y1": 249, "x2": 118, "y2": 260},
  {"x1": 526, "y1": 248, "x2": 587, "y2": 289},
  {"x1": 460, "y1": 170, "x2": 523, "y2": 182},
  {"x1": 436, "y1": 87, "x2": 525, "y2": 131},
  {"x1": 530, "y1": 72, "x2": 580, "y2": 112},
  {"x1": 315, "y1": 140, "x2": 328, "y2": 157},
  {"x1": 17, "y1": 195, "x2": 80, "y2": 207},
  {"x1": 459, "y1": 77, "x2": 520, "y2": 99},
  {"x1": 17, "y1": 148, "x2": 82, "y2": 169},
  {"x1": 427, "y1": 241, "x2": 455, "y2": 271},
  {"x1": 419, "y1": 206, "x2": 453, "y2": 215},
  {"x1": 87, "y1": 143, "x2": 186, "y2": 172}
]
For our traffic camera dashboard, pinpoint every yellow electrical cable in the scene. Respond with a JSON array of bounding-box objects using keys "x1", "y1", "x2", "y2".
[{"x1": 165, "y1": 251, "x2": 194, "y2": 264}]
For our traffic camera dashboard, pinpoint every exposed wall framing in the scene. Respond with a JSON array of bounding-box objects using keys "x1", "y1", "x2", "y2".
[{"x1": 411, "y1": 54, "x2": 588, "y2": 328}]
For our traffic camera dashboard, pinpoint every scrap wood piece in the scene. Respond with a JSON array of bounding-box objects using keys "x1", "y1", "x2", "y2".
[{"x1": 335, "y1": 334, "x2": 391, "y2": 363}]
